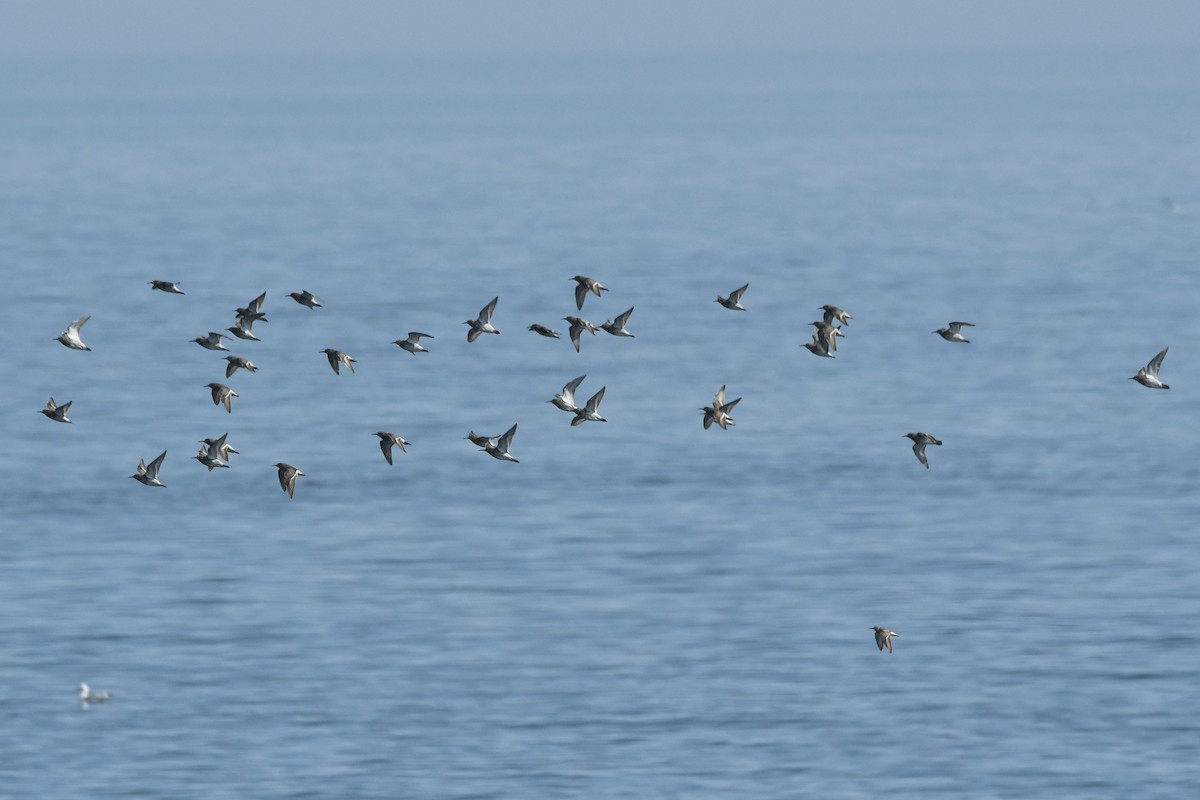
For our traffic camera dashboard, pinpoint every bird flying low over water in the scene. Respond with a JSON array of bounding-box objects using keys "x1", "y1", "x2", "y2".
[
  {"x1": 40, "y1": 397, "x2": 72, "y2": 423},
  {"x1": 1130, "y1": 347, "x2": 1170, "y2": 389},
  {"x1": 207, "y1": 382, "x2": 238, "y2": 413},
  {"x1": 600, "y1": 307, "x2": 635, "y2": 337},
  {"x1": 563, "y1": 316, "x2": 597, "y2": 352},
  {"x1": 193, "y1": 445, "x2": 230, "y2": 471},
  {"x1": 804, "y1": 326, "x2": 836, "y2": 358},
  {"x1": 934, "y1": 321, "x2": 974, "y2": 343},
  {"x1": 820, "y1": 305, "x2": 852, "y2": 326},
  {"x1": 56, "y1": 315, "x2": 91, "y2": 350},
  {"x1": 149, "y1": 280, "x2": 184, "y2": 294},
  {"x1": 528, "y1": 323, "x2": 560, "y2": 338},
  {"x1": 904, "y1": 432, "x2": 942, "y2": 469},
  {"x1": 465, "y1": 296, "x2": 500, "y2": 342},
  {"x1": 374, "y1": 431, "x2": 411, "y2": 465},
  {"x1": 192, "y1": 331, "x2": 230, "y2": 351},
  {"x1": 465, "y1": 431, "x2": 495, "y2": 449},
  {"x1": 226, "y1": 319, "x2": 261, "y2": 341},
  {"x1": 201, "y1": 432, "x2": 239, "y2": 462},
  {"x1": 130, "y1": 450, "x2": 167, "y2": 487},
  {"x1": 872, "y1": 626, "x2": 899, "y2": 653},
  {"x1": 393, "y1": 332, "x2": 433, "y2": 355},
  {"x1": 483, "y1": 423, "x2": 520, "y2": 462},
  {"x1": 224, "y1": 355, "x2": 257, "y2": 377},
  {"x1": 322, "y1": 348, "x2": 356, "y2": 374},
  {"x1": 571, "y1": 387, "x2": 607, "y2": 426},
  {"x1": 571, "y1": 275, "x2": 607, "y2": 310},
  {"x1": 810, "y1": 320, "x2": 844, "y2": 353},
  {"x1": 549, "y1": 374, "x2": 587, "y2": 413},
  {"x1": 701, "y1": 385, "x2": 741, "y2": 430},
  {"x1": 274, "y1": 462, "x2": 304, "y2": 498},
  {"x1": 235, "y1": 291, "x2": 268, "y2": 325},
  {"x1": 287, "y1": 290, "x2": 322, "y2": 309},
  {"x1": 715, "y1": 282, "x2": 749, "y2": 311}
]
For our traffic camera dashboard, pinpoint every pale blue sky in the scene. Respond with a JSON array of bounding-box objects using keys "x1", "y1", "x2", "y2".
[{"x1": 3, "y1": 0, "x2": 1199, "y2": 54}]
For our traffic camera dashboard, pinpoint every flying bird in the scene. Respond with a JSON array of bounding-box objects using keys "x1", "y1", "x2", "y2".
[
  {"x1": 374, "y1": 432, "x2": 411, "y2": 465},
  {"x1": 600, "y1": 307, "x2": 635, "y2": 337},
  {"x1": 287, "y1": 290, "x2": 322, "y2": 309},
  {"x1": 273, "y1": 462, "x2": 304, "y2": 498},
  {"x1": 464, "y1": 296, "x2": 500, "y2": 342},
  {"x1": 563, "y1": 316, "x2": 597, "y2": 352},
  {"x1": 571, "y1": 387, "x2": 607, "y2": 425},
  {"x1": 701, "y1": 385, "x2": 741, "y2": 430},
  {"x1": 549, "y1": 374, "x2": 587, "y2": 413},
  {"x1": 40, "y1": 397, "x2": 72, "y2": 423},
  {"x1": 483, "y1": 423, "x2": 520, "y2": 462},
  {"x1": 235, "y1": 291, "x2": 268, "y2": 325},
  {"x1": 872, "y1": 626, "x2": 899, "y2": 653},
  {"x1": 226, "y1": 319, "x2": 261, "y2": 341},
  {"x1": 820, "y1": 305, "x2": 852, "y2": 326},
  {"x1": 193, "y1": 445, "x2": 230, "y2": 471},
  {"x1": 1130, "y1": 347, "x2": 1170, "y2": 389},
  {"x1": 528, "y1": 323, "x2": 560, "y2": 338},
  {"x1": 571, "y1": 275, "x2": 608, "y2": 310},
  {"x1": 322, "y1": 348, "x2": 356, "y2": 375},
  {"x1": 904, "y1": 432, "x2": 942, "y2": 469},
  {"x1": 56, "y1": 315, "x2": 91, "y2": 351},
  {"x1": 715, "y1": 282, "x2": 749, "y2": 311},
  {"x1": 192, "y1": 331, "x2": 230, "y2": 351},
  {"x1": 206, "y1": 382, "x2": 238, "y2": 413},
  {"x1": 464, "y1": 431, "x2": 496, "y2": 449},
  {"x1": 224, "y1": 355, "x2": 257, "y2": 377},
  {"x1": 130, "y1": 450, "x2": 168, "y2": 487},
  {"x1": 393, "y1": 332, "x2": 434, "y2": 355},
  {"x1": 803, "y1": 327, "x2": 836, "y2": 358},
  {"x1": 934, "y1": 321, "x2": 974, "y2": 343},
  {"x1": 200, "y1": 432, "x2": 239, "y2": 462},
  {"x1": 149, "y1": 280, "x2": 184, "y2": 294}
]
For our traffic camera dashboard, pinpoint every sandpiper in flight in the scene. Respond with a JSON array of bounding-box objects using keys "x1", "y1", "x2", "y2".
[
  {"x1": 130, "y1": 450, "x2": 168, "y2": 487},
  {"x1": 715, "y1": 282, "x2": 749, "y2": 311},
  {"x1": 40, "y1": 397, "x2": 72, "y2": 423},
  {"x1": 528, "y1": 323, "x2": 560, "y2": 338},
  {"x1": 464, "y1": 297, "x2": 500, "y2": 342},
  {"x1": 563, "y1": 316, "x2": 597, "y2": 352},
  {"x1": 904, "y1": 432, "x2": 942, "y2": 469},
  {"x1": 274, "y1": 463, "x2": 304, "y2": 498},
  {"x1": 287, "y1": 290, "x2": 322, "y2": 309},
  {"x1": 1130, "y1": 347, "x2": 1170, "y2": 389},
  {"x1": 872, "y1": 626, "x2": 899, "y2": 653},
  {"x1": 483, "y1": 423, "x2": 520, "y2": 462},
  {"x1": 56, "y1": 315, "x2": 91, "y2": 350},
  {"x1": 549, "y1": 374, "x2": 587, "y2": 413},
  {"x1": 374, "y1": 432, "x2": 411, "y2": 465},
  {"x1": 600, "y1": 307, "x2": 635, "y2": 337},
  {"x1": 820, "y1": 305, "x2": 852, "y2": 325},
  {"x1": 322, "y1": 348, "x2": 357, "y2": 374},
  {"x1": 192, "y1": 331, "x2": 230, "y2": 351},
  {"x1": 934, "y1": 321, "x2": 974, "y2": 343},
  {"x1": 207, "y1": 382, "x2": 238, "y2": 413},
  {"x1": 571, "y1": 275, "x2": 608, "y2": 310},
  {"x1": 571, "y1": 387, "x2": 607, "y2": 425},
  {"x1": 393, "y1": 332, "x2": 434, "y2": 355}
]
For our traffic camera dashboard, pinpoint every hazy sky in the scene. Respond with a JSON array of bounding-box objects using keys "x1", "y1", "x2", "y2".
[{"x1": 4, "y1": 1, "x2": 1199, "y2": 55}]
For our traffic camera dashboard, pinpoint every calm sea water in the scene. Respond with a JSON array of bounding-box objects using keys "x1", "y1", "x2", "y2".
[{"x1": 2, "y1": 48, "x2": 1199, "y2": 798}]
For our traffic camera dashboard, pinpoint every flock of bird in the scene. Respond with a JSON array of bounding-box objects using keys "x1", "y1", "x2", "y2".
[{"x1": 46, "y1": 272, "x2": 1174, "y2": 699}]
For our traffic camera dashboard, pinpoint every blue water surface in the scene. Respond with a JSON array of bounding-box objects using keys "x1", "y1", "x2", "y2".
[{"x1": 1, "y1": 47, "x2": 1199, "y2": 799}]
